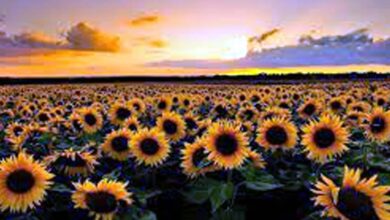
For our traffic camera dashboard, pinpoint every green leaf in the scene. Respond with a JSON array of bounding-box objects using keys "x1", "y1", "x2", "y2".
[
  {"x1": 240, "y1": 167, "x2": 283, "y2": 191},
  {"x1": 138, "y1": 211, "x2": 157, "y2": 220},
  {"x1": 50, "y1": 183, "x2": 72, "y2": 193},
  {"x1": 210, "y1": 182, "x2": 234, "y2": 212},
  {"x1": 181, "y1": 178, "x2": 220, "y2": 204},
  {"x1": 211, "y1": 206, "x2": 246, "y2": 220}
]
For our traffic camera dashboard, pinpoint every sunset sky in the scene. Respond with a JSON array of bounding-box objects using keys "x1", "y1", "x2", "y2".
[{"x1": 0, "y1": 0, "x2": 389, "y2": 77}]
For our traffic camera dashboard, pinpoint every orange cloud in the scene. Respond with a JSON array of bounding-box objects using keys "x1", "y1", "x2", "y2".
[
  {"x1": 128, "y1": 15, "x2": 160, "y2": 27},
  {"x1": 0, "y1": 22, "x2": 121, "y2": 53},
  {"x1": 134, "y1": 36, "x2": 168, "y2": 49},
  {"x1": 65, "y1": 22, "x2": 121, "y2": 52}
]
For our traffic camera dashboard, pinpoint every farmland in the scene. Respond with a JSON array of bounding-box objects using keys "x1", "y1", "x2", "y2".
[{"x1": 0, "y1": 80, "x2": 389, "y2": 220}]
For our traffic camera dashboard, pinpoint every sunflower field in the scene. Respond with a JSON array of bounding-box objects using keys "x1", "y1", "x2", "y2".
[{"x1": 0, "y1": 81, "x2": 389, "y2": 220}]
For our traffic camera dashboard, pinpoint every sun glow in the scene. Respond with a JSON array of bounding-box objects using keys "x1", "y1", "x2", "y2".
[{"x1": 218, "y1": 36, "x2": 248, "y2": 60}]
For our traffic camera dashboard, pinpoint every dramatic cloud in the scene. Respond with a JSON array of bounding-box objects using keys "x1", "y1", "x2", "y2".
[
  {"x1": 65, "y1": 22, "x2": 121, "y2": 52},
  {"x1": 247, "y1": 28, "x2": 280, "y2": 52},
  {"x1": 0, "y1": 22, "x2": 121, "y2": 53},
  {"x1": 151, "y1": 29, "x2": 390, "y2": 68},
  {"x1": 127, "y1": 15, "x2": 160, "y2": 27}
]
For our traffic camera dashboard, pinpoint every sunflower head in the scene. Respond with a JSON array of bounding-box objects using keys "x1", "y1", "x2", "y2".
[
  {"x1": 78, "y1": 107, "x2": 103, "y2": 134},
  {"x1": 181, "y1": 138, "x2": 217, "y2": 178},
  {"x1": 72, "y1": 179, "x2": 132, "y2": 220},
  {"x1": 156, "y1": 112, "x2": 186, "y2": 142},
  {"x1": 365, "y1": 107, "x2": 390, "y2": 143},
  {"x1": 0, "y1": 152, "x2": 54, "y2": 213},
  {"x1": 205, "y1": 121, "x2": 249, "y2": 170},
  {"x1": 256, "y1": 117, "x2": 298, "y2": 151},
  {"x1": 102, "y1": 129, "x2": 132, "y2": 161},
  {"x1": 312, "y1": 167, "x2": 390, "y2": 220},
  {"x1": 130, "y1": 128, "x2": 171, "y2": 167},
  {"x1": 109, "y1": 102, "x2": 133, "y2": 125},
  {"x1": 302, "y1": 114, "x2": 349, "y2": 164}
]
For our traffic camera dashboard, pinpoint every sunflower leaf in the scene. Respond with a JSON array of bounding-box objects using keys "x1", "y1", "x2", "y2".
[
  {"x1": 210, "y1": 182, "x2": 234, "y2": 212},
  {"x1": 240, "y1": 167, "x2": 283, "y2": 191}
]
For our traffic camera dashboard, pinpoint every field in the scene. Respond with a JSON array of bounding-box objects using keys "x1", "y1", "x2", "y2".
[{"x1": 0, "y1": 80, "x2": 389, "y2": 220}]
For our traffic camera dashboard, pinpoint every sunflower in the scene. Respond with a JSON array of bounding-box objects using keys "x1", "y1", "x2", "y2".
[
  {"x1": 122, "y1": 116, "x2": 141, "y2": 132},
  {"x1": 237, "y1": 106, "x2": 258, "y2": 122},
  {"x1": 364, "y1": 107, "x2": 390, "y2": 143},
  {"x1": 259, "y1": 106, "x2": 291, "y2": 121},
  {"x1": 183, "y1": 113, "x2": 200, "y2": 136},
  {"x1": 79, "y1": 107, "x2": 103, "y2": 134},
  {"x1": 0, "y1": 152, "x2": 54, "y2": 213},
  {"x1": 247, "y1": 150, "x2": 266, "y2": 169},
  {"x1": 298, "y1": 99, "x2": 322, "y2": 119},
  {"x1": 256, "y1": 117, "x2": 298, "y2": 151},
  {"x1": 302, "y1": 114, "x2": 349, "y2": 163},
  {"x1": 205, "y1": 121, "x2": 249, "y2": 169},
  {"x1": 46, "y1": 149, "x2": 98, "y2": 177},
  {"x1": 181, "y1": 138, "x2": 217, "y2": 178},
  {"x1": 130, "y1": 128, "x2": 170, "y2": 167},
  {"x1": 108, "y1": 102, "x2": 133, "y2": 125},
  {"x1": 312, "y1": 166, "x2": 390, "y2": 220},
  {"x1": 155, "y1": 97, "x2": 172, "y2": 112},
  {"x1": 72, "y1": 179, "x2": 132, "y2": 220},
  {"x1": 328, "y1": 97, "x2": 345, "y2": 114},
  {"x1": 128, "y1": 98, "x2": 146, "y2": 113},
  {"x1": 156, "y1": 111, "x2": 186, "y2": 142},
  {"x1": 101, "y1": 129, "x2": 132, "y2": 161},
  {"x1": 4, "y1": 122, "x2": 25, "y2": 140}
]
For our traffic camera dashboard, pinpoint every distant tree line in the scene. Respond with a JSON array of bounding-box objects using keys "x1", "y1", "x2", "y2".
[{"x1": 0, "y1": 71, "x2": 389, "y2": 85}]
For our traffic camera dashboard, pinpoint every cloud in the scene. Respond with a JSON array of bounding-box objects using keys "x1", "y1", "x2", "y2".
[
  {"x1": 0, "y1": 22, "x2": 121, "y2": 53},
  {"x1": 127, "y1": 15, "x2": 160, "y2": 27},
  {"x1": 65, "y1": 22, "x2": 121, "y2": 52},
  {"x1": 135, "y1": 37, "x2": 168, "y2": 49},
  {"x1": 151, "y1": 29, "x2": 390, "y2": 69},
  {"x1": 247, "y1": 28, "x2": 280, "y2": 52}
]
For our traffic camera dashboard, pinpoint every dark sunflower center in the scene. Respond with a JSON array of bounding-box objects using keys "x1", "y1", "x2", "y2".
[
  {"x1": 133, "y1": 103, "x2": 140, "y2": 110},
  {"x1": 13, "y1": 126, "x2": 23, "y2": 136},
  {"x1": 158, "y1": 101, "x2": 167, "y2": 110},
  {"x1": 111, "y1": 136, "x2": 129, "y2": 152},
  {"x1": 183, "y1": 99, "x2": 190, "y2": 106},
  {"x1": 279, "y1": 102, "x2": 289, "y2": 109},
  {"x1": 84, "y1": 114, "x2": 97, "y2": 126},
  {"x1": 377, "y1": 99, "x2": 385, "y2": 106},
  {"x1": 303, "y1": 104, "x2": 316, "y2": 116},
  {"x1": 313, "y1": 128, "x2": 335, "y2": 148},
  {"x1": 38, "y1": 113, "x2": 49, "y2": 122},
  {"x1": 215, "y1": 105, "x2": 228, "y2": 117},
  {"x1": 331, "y1": 101, "x2": 342, "y2": 110},
  {"x1": 62, "y1": 154, "x2": 87, "y2": 167},
  {"x1": 348, "y1": 115, "x2": 359, "y2": 121},
  {"x1": 265, "y1": 126, "x2": 288, "y2": 145},
  {"x1": 140, "y1": 138, "x2": 160, "y2": 155},
  {"x1": 116, "y1": 107, "x2": 131, "y2": 120},
  {"x1": 215, "y1": 133, "x2": 238, "y2": 156},
  {"x1": 244, "y1": 110, "x2": 254, "y2": 120},
  {"x1": 239, "y1": 95, "x2": 246, "y2": 101},
  {"x1": 353, "y1": 106, "x2": 364, "y2": 112},
  {"x1": 370, "y1": 116, "x2": 386, "y2": 134},
  {"x1": 6, "y1": 169, "x2": 35, "y2": 194},
  {"x1": 163, "y1": 120, "x2": 178, "y2": 135},
  {"x1": 86, "y1": 191, "x2": 118, "y2": 214},
  {"x1": 336, "y1": 188, "x2": 379, "y2": 220},
  {"x1": 128, "y1": 124, "x2": 137, "y2": 131},
  {"x1": 185, "y1": 118, "x2": 198, "y2": 130},
  {"x1": 192, "y1": 148, "x2": 207, "y2": 167}
]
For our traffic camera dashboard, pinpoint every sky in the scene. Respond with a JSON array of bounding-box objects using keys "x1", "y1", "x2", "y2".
[{"x1": 0, "y1": 0, "x2": 389, "y2": 77}]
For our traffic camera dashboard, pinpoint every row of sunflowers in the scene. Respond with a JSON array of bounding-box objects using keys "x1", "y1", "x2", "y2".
[{"x1": 0, "y1": 81, "x2": 389, "y2": 219}]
